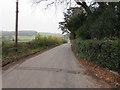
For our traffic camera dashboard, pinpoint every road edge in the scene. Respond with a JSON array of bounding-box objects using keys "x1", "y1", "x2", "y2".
[{"x1": 2, "y1": 44, "x2": 63, "y2": 71}]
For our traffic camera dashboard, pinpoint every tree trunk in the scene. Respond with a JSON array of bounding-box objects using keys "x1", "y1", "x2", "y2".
[{"x1": 76, "y1": 1, "x2": 92, "y2": 15}]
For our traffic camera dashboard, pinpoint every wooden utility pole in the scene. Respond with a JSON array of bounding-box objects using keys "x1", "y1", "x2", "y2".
[{"x1": 15, "y1": 0, "x2": 19, "y2": 51}]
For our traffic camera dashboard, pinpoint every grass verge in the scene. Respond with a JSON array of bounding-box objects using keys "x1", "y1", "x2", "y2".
[{"x1": 2, "y1": 44, "x2": 61, "y2": 68}]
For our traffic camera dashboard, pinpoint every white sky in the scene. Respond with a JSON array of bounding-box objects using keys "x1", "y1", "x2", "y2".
[
  {"x1": 0, "y1": 0, "x2": 66, "y2": 33},
  {"x1": 0, "y1": 0, "x2": 119, "y2": 34}
]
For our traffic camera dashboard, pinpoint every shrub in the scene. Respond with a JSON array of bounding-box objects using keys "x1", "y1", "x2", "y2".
[{"x1": 31, "y1": 34, "x2": 67, "y2": 48}]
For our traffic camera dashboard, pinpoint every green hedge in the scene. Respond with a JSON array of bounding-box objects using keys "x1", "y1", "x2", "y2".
[{"x1": 71, "y1": 39, "x2": 120, "y2": 72}]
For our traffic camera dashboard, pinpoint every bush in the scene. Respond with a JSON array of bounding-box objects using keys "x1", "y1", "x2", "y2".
[
  {"x1": 72, "y1": 39, "x2": 120, "y2": 72},
  {"x1": 31, "y1": 34, "x2": 67, "y2": 48}
]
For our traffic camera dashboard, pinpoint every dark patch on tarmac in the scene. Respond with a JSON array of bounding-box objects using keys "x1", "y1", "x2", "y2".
[{"x1": 17, "y1": 66, "x2": 82, "y2": 74}]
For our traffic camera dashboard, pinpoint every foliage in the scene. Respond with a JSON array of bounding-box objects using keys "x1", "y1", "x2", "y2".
[
  {"x1": 71, "y1": 39, "x2": 120, "y2": 72},
  {"x1": 31, "y1": 34, "x2": 66, "y2": 48},
  {"x1": 59, "y1": 2, "x2": 120, "y2": 40}
]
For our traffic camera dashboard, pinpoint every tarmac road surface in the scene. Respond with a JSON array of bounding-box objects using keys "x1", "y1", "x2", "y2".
[{"x1": 2, "y1": 43, "x2": 111, "y2": 88}]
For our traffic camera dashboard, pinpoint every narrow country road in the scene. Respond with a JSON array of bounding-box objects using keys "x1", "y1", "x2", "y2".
[{"x1": 3, "y1": 43, "x2": 110, "y2": 88}]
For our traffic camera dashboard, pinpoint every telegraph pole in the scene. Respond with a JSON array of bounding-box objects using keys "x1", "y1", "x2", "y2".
[{"x1": 15, "y1": 0, "x2": 19, "y2": 51}]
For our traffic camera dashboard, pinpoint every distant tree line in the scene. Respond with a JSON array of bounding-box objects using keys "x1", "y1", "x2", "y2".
[{"x1": 2, "y1": 31, "x2": 37, "y2": 36}]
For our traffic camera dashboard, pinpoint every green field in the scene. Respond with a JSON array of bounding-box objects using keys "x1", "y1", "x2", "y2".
[
  {"x1": 2, "y1": 36, "x2": 35, "y2": 42},
  {"x1": 18, "y1": 36, "x2": 35, "y2": 42}
]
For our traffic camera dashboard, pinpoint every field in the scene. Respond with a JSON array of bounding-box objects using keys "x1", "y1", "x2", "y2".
[
  {"x1": 2, "y1": 36, "x2": 34, "y2": 42},
  {"x1": 2, "y1": 32, "x2": 64, "y2": 42},
  {"x1": 18, "y1": 36, "x2": 35, "y2": 42}
]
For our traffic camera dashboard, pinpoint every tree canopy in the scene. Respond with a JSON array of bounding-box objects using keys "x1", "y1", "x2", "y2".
[{"x1": 59, "y1": 2, "x2": 120, "y2": 40}]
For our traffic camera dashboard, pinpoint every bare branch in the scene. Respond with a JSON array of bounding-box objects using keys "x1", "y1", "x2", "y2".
[
  {"x1": 35, "y1": 0, "x2": 48, "y2": 4},
  {"x1": 32, "y1": 0, "x2": 93, "y2": 14},
  {"x1": 32, "y1": 0, "x2": 75, "y2": 10}
]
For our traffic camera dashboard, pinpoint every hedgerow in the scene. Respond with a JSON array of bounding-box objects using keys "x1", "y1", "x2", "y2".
[{"x1": 71, "y1": 39, "x2": 120, "y2": 72}]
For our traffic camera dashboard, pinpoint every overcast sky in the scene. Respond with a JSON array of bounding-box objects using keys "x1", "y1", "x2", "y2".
[{"x1": 0, "y1": 0, "x2": 67, "y2": 33}]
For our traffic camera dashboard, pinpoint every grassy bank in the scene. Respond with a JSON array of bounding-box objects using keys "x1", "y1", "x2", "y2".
[{"x1": 2, "y1": 34, "x2": 67, "y2": 66}]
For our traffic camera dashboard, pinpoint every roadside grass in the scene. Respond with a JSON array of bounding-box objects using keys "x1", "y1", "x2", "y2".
[
  {"x1": 2, "y1": 44, "x2": 47, "y2": 64},
  {"x1": 2, "y1": 34, "x2": 67, "y2": 66}
]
